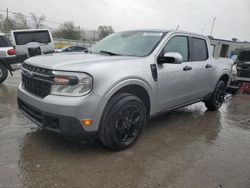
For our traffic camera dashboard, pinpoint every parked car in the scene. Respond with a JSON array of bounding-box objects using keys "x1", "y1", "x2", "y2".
[
  {"x1": 11, "y1": 29, "x2": 54, "y2": 61},
  {"x1": 236, "y1": 48, "x2": 250, "y2": 79},
  {"x1": 228, "y1": 48, "x2": 250, "y2": 94},
  {"x1": 17, "y1": 30, "x2": 232, "y2": 150},
  {"x1": 0, "y1": 32, "x2": 21, "y2": 84},
  {"x1": 55, "y1": 45, "x2": 87, "y2": 53}
]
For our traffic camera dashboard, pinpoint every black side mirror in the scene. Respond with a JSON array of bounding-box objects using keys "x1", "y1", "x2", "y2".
[{"x1": 158, "y1": 52, "x2": 183, "y2": 64}]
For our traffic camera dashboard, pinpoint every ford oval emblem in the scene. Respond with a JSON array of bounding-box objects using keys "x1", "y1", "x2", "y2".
[{"x1": 25, "y1": 70, "x2": 33, "y2": 78}]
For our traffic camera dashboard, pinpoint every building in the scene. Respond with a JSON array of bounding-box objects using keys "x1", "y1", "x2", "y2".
[{"x1": 209, "y1": 37, "x2": 250, "y2": 58}]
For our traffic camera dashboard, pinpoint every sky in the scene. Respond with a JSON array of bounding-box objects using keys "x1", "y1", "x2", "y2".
[{"x1": 1, "y1": 0, "x2": 250, "y2": 41}]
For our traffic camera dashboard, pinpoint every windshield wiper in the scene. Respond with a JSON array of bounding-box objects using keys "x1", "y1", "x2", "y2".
[{"x1": 99, "y1": 50, "x2": 121, "y2": 56}]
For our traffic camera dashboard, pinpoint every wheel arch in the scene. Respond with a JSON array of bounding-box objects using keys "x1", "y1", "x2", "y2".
[
  {"x1": 102, "y1": 79, "x2": 153, "y2": 117},
  {"x1": 112, "y1": 84, "x2": 151, "y2": 116},
  {"x1": 219, "y1": 73, "x2": 230, "y2": 85}
]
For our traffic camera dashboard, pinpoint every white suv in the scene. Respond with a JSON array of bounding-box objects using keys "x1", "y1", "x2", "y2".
[{"x1": 0, "y1": 33, "x2": 17, "y2": 84}]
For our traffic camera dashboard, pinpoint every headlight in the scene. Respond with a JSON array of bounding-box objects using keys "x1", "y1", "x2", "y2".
[{"x1": 50, "y1": 71, "x2": 93, "y2": 96}]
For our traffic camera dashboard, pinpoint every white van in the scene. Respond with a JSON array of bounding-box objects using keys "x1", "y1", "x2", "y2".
[{"x1": 11, "y1": 29, "x2": 54, "y2": 60}]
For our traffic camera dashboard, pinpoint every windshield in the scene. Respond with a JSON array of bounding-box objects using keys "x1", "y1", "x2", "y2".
[
  {"x1": 238, "y1": 51, "x2": 250, "y2": 62},
  {"x1": 89, "y1": 31, "x2": 165, "y2": 57},
  {"x1": 0, "y1": 36, "x2": 12, "y2": 47},
  {"x1": 14, "y1": 30, "x2": 51, "y2": 45}
]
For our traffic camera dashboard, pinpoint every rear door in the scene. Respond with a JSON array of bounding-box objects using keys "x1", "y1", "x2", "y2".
[{"x1": 188, "y1": 37, "x2": 213, "y2": 99}]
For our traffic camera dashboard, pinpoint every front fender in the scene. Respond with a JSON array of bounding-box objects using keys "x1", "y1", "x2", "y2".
[{"x1": 93, "y1": 77, "x2": 156, "y2": 129}]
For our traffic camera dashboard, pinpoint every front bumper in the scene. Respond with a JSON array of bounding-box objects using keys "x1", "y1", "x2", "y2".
[
  {"x1": 18, "y1": 98, "x2": 97, "y2": 141},
  {"x1": 17, "y1": 83, "x2": 104, "y2": 140}
]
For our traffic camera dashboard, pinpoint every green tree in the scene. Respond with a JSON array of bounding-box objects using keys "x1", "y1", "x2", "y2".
[
  {"x1": 0, "y1": 12, "x2": 46, "y2": 33},
  {"x1": 0, "y1": 17, "x2": 16, "y2": 33},
  {"x1": 53, "y1": 21, "x2": 81, "y2": 40},
  {"x1": 97, "y1": 25, "x2": 114, "y2": 40}
]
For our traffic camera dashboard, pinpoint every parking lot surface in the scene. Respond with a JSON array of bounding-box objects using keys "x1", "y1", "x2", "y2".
[{"x1": 0, "y1": 71, "x2": 250, "y2": 188}]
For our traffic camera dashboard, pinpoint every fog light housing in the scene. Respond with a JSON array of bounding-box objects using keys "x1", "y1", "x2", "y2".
[{"x1": 82, "y1": 119, "x2": 93, "y2": 126}]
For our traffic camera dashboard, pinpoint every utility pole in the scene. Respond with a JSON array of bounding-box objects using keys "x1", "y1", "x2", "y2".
[
  {"x1": 6, "y1": 8, "x2": 9, "y2": 19},
  {"x1": 210, "y1": 17, "x2": 216, "y2": 36}
]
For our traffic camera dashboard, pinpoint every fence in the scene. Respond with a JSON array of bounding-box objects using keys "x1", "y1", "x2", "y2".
[{"x1": 53, "y1": 38, "x2": 96, "y2": 49}]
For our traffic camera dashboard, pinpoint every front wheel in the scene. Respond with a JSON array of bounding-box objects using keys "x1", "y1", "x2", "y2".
[
  {"x1": 0, "y1": 63, "x2": 8, "y2": 84},
  {"x1": 205, "y1": 80, "x2": 226, "y2": 111},
  {"x1": 99, "y1": 93, "x2": 147, "y2": 150}
]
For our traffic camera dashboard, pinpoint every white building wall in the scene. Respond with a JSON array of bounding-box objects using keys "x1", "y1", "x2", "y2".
[{"x1": 210, "y1": 38, "x2": 250, "y2": 58}]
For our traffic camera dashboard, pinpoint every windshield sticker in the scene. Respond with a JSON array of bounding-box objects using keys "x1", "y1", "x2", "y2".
[{"x1": 143, "y1": 32, "x2": 163, "y2": 37}]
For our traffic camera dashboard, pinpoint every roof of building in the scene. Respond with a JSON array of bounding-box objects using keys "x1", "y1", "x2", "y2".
[{"x1": 210, "y1": 37, "x2": 250, "y2": 44}]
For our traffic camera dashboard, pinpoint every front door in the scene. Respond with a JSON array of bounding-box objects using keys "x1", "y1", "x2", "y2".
[{"x1": 157, "y1": 36, "x2": 195, "y2": 111}]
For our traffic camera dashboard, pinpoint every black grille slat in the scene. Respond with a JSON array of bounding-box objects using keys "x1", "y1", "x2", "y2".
[
  {"x1": 22, "y1": 63, "x2": 52, "y2": 98},
  {"x1": 238, "y1": 70, "x2": 250, "y2": 78},
  {"x1": 18, "y1": 99, "x2": 43, "y2": 124}
]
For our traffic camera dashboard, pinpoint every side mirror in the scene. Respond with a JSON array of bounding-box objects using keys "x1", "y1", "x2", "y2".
[{"x1": 158, "y1": 52, "x2": 183, "y2": 64}]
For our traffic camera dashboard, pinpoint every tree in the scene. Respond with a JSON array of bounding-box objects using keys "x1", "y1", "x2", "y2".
[
  {"x1": 0, "y1": 17, "x2": 16, "y2": 33},
  {"x1": 53, "y1": 21, "x2": 81, "y2": 40},
  {"x1": 30, "y1": 13, "x2": 46, "y2": 29},
  {"x1": 0, "y1": 12, "x2": 46, "y2": 33},
  {"x1": 14, "y1": 13, "x2": 29, "y2": 29},
  {"x1": 97, "y1": 25, "x2": 114, "y2": 40}
]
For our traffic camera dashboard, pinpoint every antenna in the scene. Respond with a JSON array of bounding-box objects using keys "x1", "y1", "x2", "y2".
[{"x1": 210, "y1": 17, "x2": 216, "y2": 36}]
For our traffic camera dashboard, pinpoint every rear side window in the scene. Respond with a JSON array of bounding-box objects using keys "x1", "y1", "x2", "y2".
[
  {"x1": 0, "y1": 36, "x2": 12, "y2": 47},
  {"x1": 190, "y1": 37, "x2": 208, "y2": 61},
  {"x1": 163, "y1": 36, "x2": 188, "y2": 62}
]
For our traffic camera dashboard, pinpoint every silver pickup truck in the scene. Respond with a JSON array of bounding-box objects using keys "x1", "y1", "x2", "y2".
[{"x1": 18, "y1": 30, "x2": 232, "y2": 150}]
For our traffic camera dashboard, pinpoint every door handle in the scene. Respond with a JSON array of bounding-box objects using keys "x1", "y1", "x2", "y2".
[
  {"x1": 206, "y1": 64, "x2": 212, "y2": 69},
  {"x1": 183, "y1": 66, "x2": 192, "y2": 71}
]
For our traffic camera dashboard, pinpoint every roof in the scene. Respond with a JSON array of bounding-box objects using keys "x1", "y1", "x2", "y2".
[
  {"x1": 119, "y1": 29, "x2": 208, "y2": 38},
  {"x1": 10, "y1": 29, "x2": 51, "y2": 33}
]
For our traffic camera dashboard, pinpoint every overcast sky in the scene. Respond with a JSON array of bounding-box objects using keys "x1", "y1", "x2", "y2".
[{"x1": 1, "y1": 0, "x2": 250, "y2": 41}]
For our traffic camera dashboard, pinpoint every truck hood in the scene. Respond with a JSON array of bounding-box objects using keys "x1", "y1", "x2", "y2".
[{"x1": 25, "y1": 53, "x2": 140, "y2": 71}]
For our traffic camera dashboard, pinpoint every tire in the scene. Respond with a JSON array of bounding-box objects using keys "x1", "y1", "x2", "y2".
[
  {"x1": 205, "y1": 80, "x2": 226, "y2": 111},
  {"x1": 99, "y1": 93, "x2": 147, "y2": 150},
  {"x1": 0, "y1": 63, "x2": 8, "y2": 84}
]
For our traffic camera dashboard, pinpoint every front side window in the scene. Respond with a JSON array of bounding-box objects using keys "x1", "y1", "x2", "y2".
[
  {"x1": 89, "y1": 31, "x2": 165, "y2": 57},
  {"x1": 162, "y1": 36, "x2": 188, "y2": 62},
  {"x1": 190, "y1": 37, "x2": 208, "y2": 61}
]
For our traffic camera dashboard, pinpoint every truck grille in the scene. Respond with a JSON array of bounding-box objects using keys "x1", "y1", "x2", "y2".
[
  {"x1": 18, "y1": 98, "x2": 43, "y2": 125},
  {"x1": 22, "y1": 63, "x2": 53, "y2": 98},
  {"x1": 238, "y1": 70, "x2": 250, "y2": 78}
]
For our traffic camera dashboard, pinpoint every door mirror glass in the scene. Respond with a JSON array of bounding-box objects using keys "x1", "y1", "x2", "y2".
[{"x1": 158, "y1": 52, "x2": 183, "y2": 64}]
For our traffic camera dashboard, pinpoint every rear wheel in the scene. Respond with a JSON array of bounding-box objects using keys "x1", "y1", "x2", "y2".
[
  {"x1": 205, "y1": 80, "x2": 226, "y2": 111},
  {"x1": 0, "y1": 63, "x2": 8, "y2": 84},
  {"x1": 99, "y1": 93, "x2": 147, "y2": 150}
]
